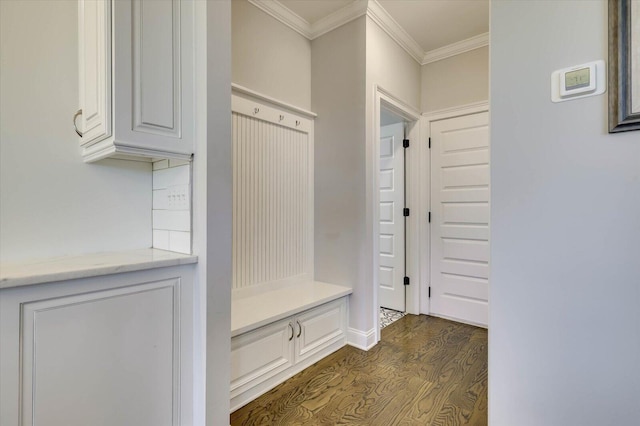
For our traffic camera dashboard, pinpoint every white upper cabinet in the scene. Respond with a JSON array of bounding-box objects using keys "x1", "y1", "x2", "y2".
[{"x1": 76, "y1": 0, "x2": 194, "y2": 163}]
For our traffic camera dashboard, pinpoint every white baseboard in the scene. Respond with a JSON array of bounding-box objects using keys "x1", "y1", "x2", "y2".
[{"x1": 346, "y1": 327, "x2": 377, "y2": 351}]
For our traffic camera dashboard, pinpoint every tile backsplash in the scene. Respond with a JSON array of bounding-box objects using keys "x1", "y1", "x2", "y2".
[{"x1": 152, "y1": 159, "x2": 191, "y2": 254}]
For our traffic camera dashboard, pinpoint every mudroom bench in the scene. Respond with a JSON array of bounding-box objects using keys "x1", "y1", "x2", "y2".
[{"x1": 230, "y1": 280, "x2": 352, "y2": 412}]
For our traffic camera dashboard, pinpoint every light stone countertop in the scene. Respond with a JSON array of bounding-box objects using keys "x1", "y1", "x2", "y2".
[{"x1": 0, "y1": 248, "x2": 198, "y2": 289}]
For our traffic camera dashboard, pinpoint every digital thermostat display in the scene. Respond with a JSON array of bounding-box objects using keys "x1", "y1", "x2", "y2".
[
  {"x1": 565, "y1": 67, "x2": 590, "y2": 90},
  {"x1": 551, "y1": 60, "x2": 605, "y2": 102}
]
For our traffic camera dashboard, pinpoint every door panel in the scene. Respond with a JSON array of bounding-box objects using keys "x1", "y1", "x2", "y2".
[
  {"x1": 431, "y1": 112, "x2": 489, "y2": 327},
  {"x1": 379, "y1": 122, "x2": 405, "y2": 311}
]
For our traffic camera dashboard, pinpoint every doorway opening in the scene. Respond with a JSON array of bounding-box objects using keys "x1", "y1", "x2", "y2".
[
  {"x1": 373, "y1": 88, "x2": 422, "y2": 338},
  {"x1": 378, "y1": 107, "x2": 407, "y2": 317}
]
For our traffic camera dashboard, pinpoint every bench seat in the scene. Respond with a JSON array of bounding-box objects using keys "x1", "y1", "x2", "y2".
[{"x1": 231, "y1": 280, "x2": 352, "y2": 337}]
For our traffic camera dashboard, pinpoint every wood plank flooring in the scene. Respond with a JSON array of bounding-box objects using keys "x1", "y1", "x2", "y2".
[{"x1": 230, "y1": 315, "x2": 488, "y2": 426}]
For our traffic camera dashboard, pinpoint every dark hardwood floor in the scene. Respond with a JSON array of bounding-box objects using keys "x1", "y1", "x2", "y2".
[{"x1": 230, "y1": 315, "x2": 488, "y2": 425}]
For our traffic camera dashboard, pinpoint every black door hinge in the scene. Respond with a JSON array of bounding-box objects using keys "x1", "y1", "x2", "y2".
[
  {"x1": 404, "y1": 276, "x2": 410, "y2": 286},
  {"x1": 403, "y1": 139, "x2": 410, "y2": 148},
  {"x1": 428, "y1": 211, "x2": 431, "y2": 223},
  {"x1": 428, "y1": 286, "x2": 431, "y2": 298},
  {"x1": 403, "y1": 208, "x2": 410, "y2": 217},
  {"x1": 428, "y1": 137, "x2": 431, "y2": 149}
]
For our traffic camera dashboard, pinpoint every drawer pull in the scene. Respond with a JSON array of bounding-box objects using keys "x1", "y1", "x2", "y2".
[
  {"x1": 288, "y1": 323, "x2": 294, "y2": 341},
  {"x1": 296, "y1": 321, "x2": 302, "y2": 338}
]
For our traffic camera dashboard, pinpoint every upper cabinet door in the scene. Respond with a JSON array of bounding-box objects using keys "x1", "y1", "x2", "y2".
[
  {"x1": 78, "y1": 0, "x2": 194, "y2": 163},
  {"x1": 78, "y1": 0, "x2": 112, "y2": 145}
]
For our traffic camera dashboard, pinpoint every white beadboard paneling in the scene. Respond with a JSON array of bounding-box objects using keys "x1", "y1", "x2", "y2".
[
  {"x1": 153, "y1": 164, "x2": 190, "y2": 190},
  {"x1": 153, "y1": 230, "x2": 170, "y2": 251},
  {"x1": 232, "y1": 110, "x2": 312, "y2": 290},
  {"x1": 169, "y1": 231, "x2": 191, "y2": 254},
  {"x1": 153, "y1": 210, "x2": 190, "y2": 232}
]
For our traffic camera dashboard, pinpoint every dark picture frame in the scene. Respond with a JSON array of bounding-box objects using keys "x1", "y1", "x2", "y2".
[{"x1": 609, "y1": 0, "x2": 640, "y2": 132}]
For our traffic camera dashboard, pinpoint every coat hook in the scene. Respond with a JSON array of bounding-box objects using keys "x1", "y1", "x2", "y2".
[{"x1": 253, "y1": 107, "x2": 260, "y2": 115}]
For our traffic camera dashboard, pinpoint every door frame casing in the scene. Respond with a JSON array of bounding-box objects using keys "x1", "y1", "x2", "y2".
[
  {"x1": 372, "y1": 86, "x2": 421, "y2": 343},
  {"x1": 420, "y1": 101, "x2": 489, "y2": 315}
]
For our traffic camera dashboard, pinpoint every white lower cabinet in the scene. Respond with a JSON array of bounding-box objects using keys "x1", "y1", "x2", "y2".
[
  {"x1": 230, "y1": 297, "x2": 348, "y2": 412},
  {"x1": 0, "y1": 266, "x2": 194, "y2": 426}
]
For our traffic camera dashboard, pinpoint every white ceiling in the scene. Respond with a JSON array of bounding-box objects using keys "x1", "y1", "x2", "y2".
[
  {"x1": 279, "y1": 0, "x2": 489, "y2": 53},
  {"x1": 378, "y1": 0, "x2": 489, "y2": 52},
  {"x1": 278, "y1": 0, "x2": 355, "y2": 25}
]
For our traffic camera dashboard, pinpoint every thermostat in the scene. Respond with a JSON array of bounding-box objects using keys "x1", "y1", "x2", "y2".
[{"x1": 551, "y1": 60, "x2": 606, "y2": 102}]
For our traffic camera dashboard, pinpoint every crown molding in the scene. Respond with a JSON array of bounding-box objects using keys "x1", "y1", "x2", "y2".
[
  {"x1": 311, "y1": 0, "x2": 368, "y2": 39},
  {"x1": 422, "y1": 100, "x2": 489, "y2": 124},
  {"x1": 247, "y1": 0, "x2": 312, "y2": 39},
  {"x1": 247, "y1": 0, "x2": 489, "y2": 67},
  {"x1": 422, "y1": 32, "x2": 489, "y2": 65},
  {"x1": 366, "y1": 0, "x2": 424, "y2": 64}
]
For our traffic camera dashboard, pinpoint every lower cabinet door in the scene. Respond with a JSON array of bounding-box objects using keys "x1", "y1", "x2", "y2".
[
  {"x1": 230, "y1": 318, "x2": 294, "y2": 405},
  {"x1": 0, "y1": 267, "x2": 194, "y2": 426},
  {"x1": 295, "y1": 298, "x2": 347, "y2": 364}
]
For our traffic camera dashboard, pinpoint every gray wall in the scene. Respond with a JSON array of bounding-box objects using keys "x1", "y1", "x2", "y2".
[
  {"x1": 0, "y1": 0, "x2": 151, "y2": 263},
  {"x1": 313, "y1": 15, "x2": 422, "y2": 335},
  {"x1": 232, "y1": 0, "x2": 311, "y2": 109},
  {"x1": 490, "y1": 1, "x2": 640, "y2": 425},
  {"x1": 312, "y1": 18, "x2": 366, "y2": 327},
  {"x1": 366, "y1": 16, "x2": 422, "y2": 319},
  {"x1": 367, "y1": 18, "x2": 422, "y2": 111},
  {"x1": 421, "y1": 46, "x2": 489, "y2": 112}
]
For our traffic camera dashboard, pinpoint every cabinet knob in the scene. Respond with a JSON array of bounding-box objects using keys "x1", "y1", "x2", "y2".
[
  {"x1": 296, "y1": 321, "x2": 302, "y2": 338},
  {"x1": 73, "y1": 109, "x2": 83, "y2": 137}
]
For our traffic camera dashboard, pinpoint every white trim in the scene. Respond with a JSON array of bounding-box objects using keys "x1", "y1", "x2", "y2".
[
  {"x1": 377, "y1": 86, "x2": 421, "y2": 121},
  {"x1": 421, "y1": 101, "x2": 489, "y2": 123},
  {"x1": 430, "y1": 313, "x2": 488, "y2": 329},
  {"x1": 346, "y1": 327, "x2": 377, "y2": 351},
  {"x1": 232, "y1": 83, "x2": 317, "y2": 118},
  {"x1": 232, "y1": 95, "x2": 313, "y2": 132},
  {"x1": 422, "y1": 33, "x2": 489, "y2": 65},
  {"x1": 246, "y1": 0, "x2": 489, "y2": 67},
  {"x1": 372, "y1": 86, "x2": 422, "y2": 343},
  {"x1": 418, "y1": 115, "x2": 431, "y2": 316},
  {"x1": 311, "y1": 0, "x2": 369, "y2": 39},
  {"x1": 247, "y1": 0, "x2": 312, "y2": 39},
  {"x1": 366, "y1": 0, "x2": 424, "y2": 64},
  {"x1": 82, "y1": 141, "x2": 193, "y2": 163}
]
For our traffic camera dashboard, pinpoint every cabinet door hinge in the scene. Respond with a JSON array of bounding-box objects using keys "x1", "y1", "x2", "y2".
[
  {"x1": 403, "y1": 208, "x2": 410, "y2": 217},
  {"x1": 403, "y1": 139, "x2": 410, "y2": 148},
  {"x1": 404, "y1": 276, "x2": 410, "y2": 286}
]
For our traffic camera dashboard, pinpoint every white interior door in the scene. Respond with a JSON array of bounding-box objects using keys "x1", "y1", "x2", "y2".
[
  {"x1": 379, "y1": 122, "x2": 405, "y2": 312},
  {"x1": 430, "y1": 112, "x2": 489, "y2": 327}
]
